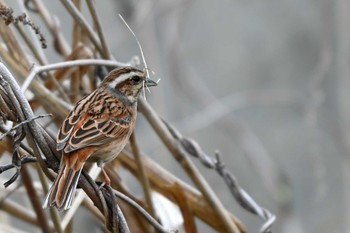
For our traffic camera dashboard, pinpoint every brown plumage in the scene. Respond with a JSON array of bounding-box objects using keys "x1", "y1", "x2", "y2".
[{"x1": 43, "y1": 66, "x2": 157, "y2": 210}]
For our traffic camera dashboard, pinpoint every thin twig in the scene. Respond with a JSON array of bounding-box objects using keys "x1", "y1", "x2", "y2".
[
  {"x1": 119, "y1": 14, "x2": 150, "y2": 80},
  {"x1": 0, "y1": 114, "x2": 51, "y2": 141},
  {"x1": 0, "y1": 157, "x2": 37, "y2": 174},
  {"x1": 118, "y1": 14, "x2": 151, "y2": 100},
  {"x1": 130, "y1": 133, "x2": 156, "y2": 219}
]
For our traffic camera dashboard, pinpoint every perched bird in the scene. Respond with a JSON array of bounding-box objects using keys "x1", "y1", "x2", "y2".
[{"x1": 43, "y1": 66, "x2": 157, "y2": 210}]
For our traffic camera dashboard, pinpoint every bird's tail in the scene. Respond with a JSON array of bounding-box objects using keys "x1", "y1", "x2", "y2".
[{"x1": 43, "y1": 151, "x2": 89, "y2": 210}]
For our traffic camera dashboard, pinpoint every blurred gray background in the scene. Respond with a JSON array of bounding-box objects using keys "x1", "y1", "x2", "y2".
[
  {"x1": 127, "y1": 1, "x2": 347, "y2": 233},
  {"x1": 3, "y1": 0, "x2": 350, "y2": 233}
]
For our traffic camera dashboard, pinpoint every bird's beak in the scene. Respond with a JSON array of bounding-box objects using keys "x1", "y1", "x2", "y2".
[{"x1": 145, "y1": 78, "x2": 158, "y2": 87}]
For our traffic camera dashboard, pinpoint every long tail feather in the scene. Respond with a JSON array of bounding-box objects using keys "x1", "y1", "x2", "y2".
[{"x1": 43, "y1": 150, "x2": 90, "y2": 210}]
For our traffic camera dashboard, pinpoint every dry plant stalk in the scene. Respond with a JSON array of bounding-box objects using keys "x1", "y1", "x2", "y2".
[{"x1": 0, "y1": 1, "x2": 275, "y2": 233}]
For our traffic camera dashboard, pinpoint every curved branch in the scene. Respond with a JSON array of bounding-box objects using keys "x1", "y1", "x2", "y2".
[{"x1": 113, "y1": 189, "x2": 174, "y2": 233}]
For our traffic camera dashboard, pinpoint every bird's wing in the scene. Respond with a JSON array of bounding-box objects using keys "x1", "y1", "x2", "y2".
[{"x1": 56, "y1": 90, "x2": 134, "y2": 153}]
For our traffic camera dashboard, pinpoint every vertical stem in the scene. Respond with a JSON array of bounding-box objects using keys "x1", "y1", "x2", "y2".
[
  {"x1": 21, "y1": 165, "x2": 52, "y2": 233},
  {"x1": 70, "y1": 0, "x2": 83, "y2": 103},
  {"x1": 60, "y1": 0, "x2": 104, "y2": 55},
  {"x1": 129, "y1": 133, "x2": 156, "y2": 219},
  {"x1": 86, "y1": 0, "x2": 111, "y2": 59},
  {"x1": 32, "y1": 0, "x2": 71, "y2": 56}
]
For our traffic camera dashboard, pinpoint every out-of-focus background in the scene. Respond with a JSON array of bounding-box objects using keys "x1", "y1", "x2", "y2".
[{"x1": 1, "y1": 0, "x2": 349, "y2": 233}]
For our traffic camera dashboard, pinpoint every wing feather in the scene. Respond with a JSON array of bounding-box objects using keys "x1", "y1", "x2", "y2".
[{"x1": 57, "y1": 90, "x2": 134, "y2": 153}]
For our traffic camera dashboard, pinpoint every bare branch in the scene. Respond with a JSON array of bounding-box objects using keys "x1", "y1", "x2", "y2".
[
  {"x1": 0, "y1": 114, "x2": 51, "y2": 141},
  {"x1": 22, "y1": 59, "x2": 134, "y2": 92}
]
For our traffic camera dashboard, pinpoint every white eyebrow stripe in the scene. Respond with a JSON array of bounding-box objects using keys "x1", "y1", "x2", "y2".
[{"x1": 107, "y1": 71, "x2": 141, "y2": 88}]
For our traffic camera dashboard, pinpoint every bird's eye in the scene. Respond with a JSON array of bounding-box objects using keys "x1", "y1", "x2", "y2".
[{"x1": 131, "y1": 76, "x2": 141, "y2": 83}]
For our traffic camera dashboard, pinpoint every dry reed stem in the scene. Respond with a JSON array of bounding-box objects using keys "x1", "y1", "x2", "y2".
[
  {"x1": 86, "y1": 0, "x2": 111, "y2": 59},
  {"x1": 0, "y1": 199, "x2": 42, "y2": 227},
  {"x1": 130, "y1": 133, "x2": 157, "y2": 219},
  {"x1": 60, "y1": 0, "x2": 104, "y2": 56},
  {"x1": 20, "y1": 166, "x2": 52, "y2": 233},
  {"x1": 169, "y1": 183, "x2": 197, "y2": 233}
]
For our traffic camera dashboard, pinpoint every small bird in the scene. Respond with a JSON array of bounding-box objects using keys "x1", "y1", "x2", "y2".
[{"x1": 43, "y1": 66, "x2": 157, "y2": 210}]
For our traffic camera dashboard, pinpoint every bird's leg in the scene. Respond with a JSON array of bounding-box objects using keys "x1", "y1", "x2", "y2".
[{"x1": 99, "y1": 165, "x2": 111, "y2": 189}]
